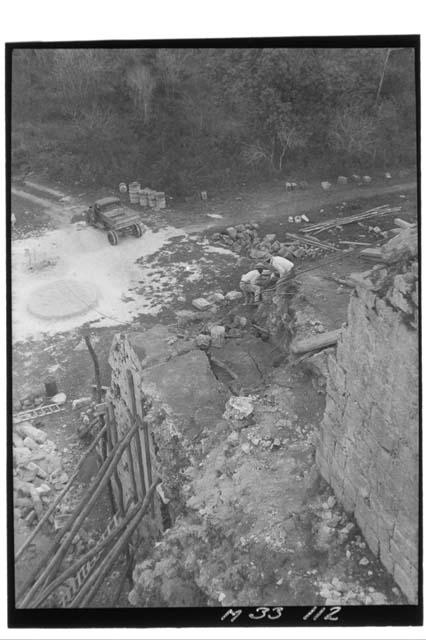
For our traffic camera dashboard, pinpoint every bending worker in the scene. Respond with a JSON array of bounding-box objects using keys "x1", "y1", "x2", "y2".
[
  {"x1": 265, "y1": 254, "x2": 295, "y2": 283},
  {"x1": 240, "y1": 264, "x2": 265, "y2": 304}
]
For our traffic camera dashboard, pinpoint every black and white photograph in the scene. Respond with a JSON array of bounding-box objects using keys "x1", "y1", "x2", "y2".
[{"x1": 6, "y1": 36, "x2": 421, "y2": 628}]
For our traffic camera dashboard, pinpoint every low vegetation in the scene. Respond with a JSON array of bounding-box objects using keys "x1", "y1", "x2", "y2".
[{"x1": 12, "y1": 47, "x2": 416, "y2": 194}]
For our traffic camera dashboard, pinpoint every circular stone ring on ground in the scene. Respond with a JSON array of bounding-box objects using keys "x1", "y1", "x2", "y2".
[{"x1": 27, "y1": 279, "x2": 99, "y2": 320}]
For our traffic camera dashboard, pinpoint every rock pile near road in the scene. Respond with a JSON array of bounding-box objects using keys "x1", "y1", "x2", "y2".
[{"x1": 210, "y1": 223, "x2": 328, "y2": 260}]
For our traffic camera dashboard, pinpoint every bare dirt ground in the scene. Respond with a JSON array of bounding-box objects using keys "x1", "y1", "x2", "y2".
[{"x1": 11, "y1": 170, "x2": 418, "y2": 607}]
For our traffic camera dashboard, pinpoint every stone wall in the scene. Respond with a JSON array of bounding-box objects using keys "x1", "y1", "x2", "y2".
[
  {"x1": 108, "y1": 325, "x2": 228, "y2": 522},
  {"x1": 316, "y1": 250, "x2": 419, "y2": 603}
]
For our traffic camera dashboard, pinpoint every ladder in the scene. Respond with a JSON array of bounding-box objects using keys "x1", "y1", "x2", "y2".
[{"x1": 13, "y1": 403, "x2": 64, "y2": 423}]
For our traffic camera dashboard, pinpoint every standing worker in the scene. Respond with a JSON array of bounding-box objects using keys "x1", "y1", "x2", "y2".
[
  {"x1": 265, "y1": 254, "x2": 295, "y2": 283},
  {"x1": 240, "y1": 264, "x2": 265, "y2": 305}
]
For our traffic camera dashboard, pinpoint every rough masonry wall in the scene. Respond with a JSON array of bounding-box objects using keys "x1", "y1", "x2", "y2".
[
  {"x1": 316, "y1": 258, "x2": 419, "y2": 603},
  {"x1": 108, "y1": 326, "x2": 228, "y2": 520}
]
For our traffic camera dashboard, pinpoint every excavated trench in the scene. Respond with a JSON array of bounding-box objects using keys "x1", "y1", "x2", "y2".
[{"x1": 105, "y1": 236, "x2": 418, "y2": 607}]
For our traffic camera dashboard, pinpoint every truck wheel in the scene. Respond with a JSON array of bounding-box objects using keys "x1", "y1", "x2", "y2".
[
  {"x1": 132, "y1": 223, "x2": 143, "y2": 238},
  {"x1": 107, "y1": 230, "x2": 118, "y2": 246}
]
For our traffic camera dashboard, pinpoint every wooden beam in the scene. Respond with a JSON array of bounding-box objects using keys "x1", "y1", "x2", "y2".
[
  {"x1": 359, "y1": 248, "x2": 385, "y2": 262},
  {"x1": 394, "y1": 218, "x2": 415, "y2": 229},
  {"x1": 290, "y1": 329, "x2": 342, "y2": 355}
]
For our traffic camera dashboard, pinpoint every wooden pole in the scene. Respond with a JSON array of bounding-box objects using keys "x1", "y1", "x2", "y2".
[
  {"x1": 15, "y1": 424, "x2": 107, "y2": 562},
  {"x1": 83, "y1": 333, "x2": 102, "y2": 404},
  {"x1": 28, "y1": 499, "x2": 143, "y2": 608},
  {"x1": 18, "y1": 423, "x2": 139, "y2": 607},
  {"x1": 286, "y1": 232, "x2": 342, "y2": 252},
  {"x1": 70, "y1": 478, "x2": 160, "y2": 608},
  {"x1": 107, "y1": 403, "x2": 125, "y2": 515}
]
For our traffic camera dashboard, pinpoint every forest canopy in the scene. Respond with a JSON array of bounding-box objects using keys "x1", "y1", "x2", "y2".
[{"x1": 11, "y1": 47, "x2": 417, "y2": 195}]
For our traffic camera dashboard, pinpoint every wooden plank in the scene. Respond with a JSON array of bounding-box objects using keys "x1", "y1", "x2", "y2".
[
  {"x1": 338, "y1": 240, "x2": 372, "y2": 247},
  {"x1": 394, "y1": 218, "x2": 415, "y2": 229},
  {"x1": 126, "y1": 371, "x2": 147, "y2": 501},
  {"x1": 286, "y1": 232, "x2": 340, "y2": 252},
  {"x1": 359, "y1": 248, "x2": 385, "y2": 262},
  {"x1": 108, "y1": 403, "x2": 125, "y2": 516},
  {"x1": 300, "y1": 205, "x2": 402, "y2": 235},
  {"x1": 94, "y1": 402, "x2": 108, "y2": 415},
  {"x1": 290, "y1": 329, "x2": 342, "y2": 355},
  {"x1": 323, "y1": 275, "x2": 355, "y2": 288}
]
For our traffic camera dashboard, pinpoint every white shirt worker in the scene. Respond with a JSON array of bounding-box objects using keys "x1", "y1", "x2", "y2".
[{"x1": 268, "y1": 256, "x2": 294, "y2": 277}]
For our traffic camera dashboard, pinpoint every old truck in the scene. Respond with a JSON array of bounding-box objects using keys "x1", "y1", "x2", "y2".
[{"x1": 86, "y1": 196, "x2": 146, "y2": 245}]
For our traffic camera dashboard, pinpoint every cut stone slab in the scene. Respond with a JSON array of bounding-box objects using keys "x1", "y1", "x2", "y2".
[
  {"x1": 192, "y1": 298, "x2": 212, "y2": 311},
  {"x1": 359, "y1": 248, "x2": 385, "y2": 263},
  {"x1": 129, "y1": 325, "x2": 176, "y2": 368},
  {"x1": 129, "y1": 325, "x2": 194, "y2": 369},
  {"x1": 141, "y1": 349, "x2": 227, "y2": 434},
  {"x1": 27, "y1": 279, "x2": 99, "y2": 320}
]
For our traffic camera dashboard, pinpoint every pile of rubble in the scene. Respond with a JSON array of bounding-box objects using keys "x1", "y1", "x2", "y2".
[
  {"x1": 357, "y1": 227, "x2": 418, "y2": 328},
  {"x1": 14, "y1": 383, "x2": 66, "y2": 413},
  {"x1": 210, "y1": 224, "x2": 327, "y2": 260},
  {"x1": 13, "y1": 421, "x2": 68, "y2": 529}
]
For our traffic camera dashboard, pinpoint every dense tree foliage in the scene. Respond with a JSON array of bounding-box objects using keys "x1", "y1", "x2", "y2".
[{"x1": 11, "y1": 47, "x2": 416, "y2": 194}]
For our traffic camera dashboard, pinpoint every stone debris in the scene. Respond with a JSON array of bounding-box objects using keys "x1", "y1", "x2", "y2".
[
  {"x1": 176, "y1": 309, "x2": 211, "y2": 327},
  {"x1": 15, "y1": 386, "x2": 48, "y2": 411},
  {"x1": 227, "y1": 431, "x2": 239, "y2": 446},
  {"x1": 223, "y1": 395, "x2": 254, "y2": 421},
  {"x1": 13, "y1": 420, "x2": 66, "y2": 529},
  {"x1": 192, "y1": 297, "x2": 212, "y2": 311},
  {"x1": 321, "y1": 181, "x2": 332, "y2": 191},
  {"x1": 211, "y1": 292, "x2": 225, "y2": 303},
  {"x1": 195, "y1": 334, "x2": 211, "y2": 349},
  {"x1": 225, "y1": 290, "x2": 243, "y2": 302},
  {"x1": 16, "y1": 422, "x2": 48, "y2": 444},
  {"x1": 318, "y1": 578, "x2": 387, "y2": 606},
  {"x1": 51, "y1": 392, "x2": 67, "y2": 405},
  {"x1": 212, "y1": 223, "x2": 287, "y2": 259},
  {"x1": 211, "y1": 221, "x2": 325, "y2": 261},
  {"x1": 337, "y1": 176, "x2": 348, "y2": 185},
  {"x1": 71, "y1": 396, "x2": 92, "y2": 411},
  {"x1": 362, "y1": 175, "x2": 372, "y2": 184}
]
